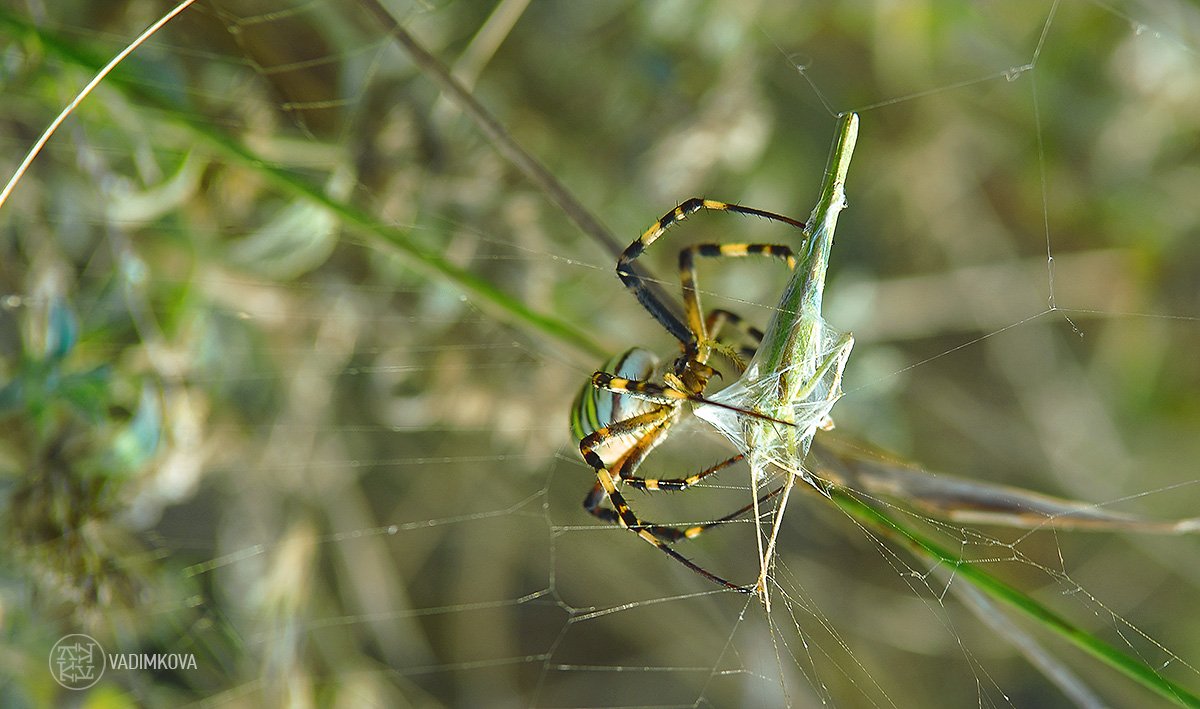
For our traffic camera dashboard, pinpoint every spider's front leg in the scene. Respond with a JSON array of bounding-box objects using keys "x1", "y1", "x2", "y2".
[
  {"x1": 589, "y1": 371, "x2": 692, "y2": 405},
  {"x1": 616, "y1": 197, "x2": 805, "y2": 348}
]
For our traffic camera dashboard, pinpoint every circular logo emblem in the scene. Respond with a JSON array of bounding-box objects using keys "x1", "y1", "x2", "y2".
[{"x1": 49, "y1": 634, "x2": 105, "y2": 690}]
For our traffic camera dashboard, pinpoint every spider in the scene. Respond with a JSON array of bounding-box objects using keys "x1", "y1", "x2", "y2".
[{"x1": 571, "y1": 198, "x2": 810, "y2": 592}]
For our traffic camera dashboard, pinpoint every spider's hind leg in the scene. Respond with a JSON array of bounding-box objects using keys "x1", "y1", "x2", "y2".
[
  {"x1": 582, "y1": 450, "x2": 746, "y2": 543},
  {"x1": 580, "y1": 413, "x2": 752, "y2": 591}
]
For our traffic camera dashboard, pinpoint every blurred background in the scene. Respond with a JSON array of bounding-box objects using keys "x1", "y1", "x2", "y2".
[{"x1": 2, "y1": 0, "x2": 1199, "y2": 706}]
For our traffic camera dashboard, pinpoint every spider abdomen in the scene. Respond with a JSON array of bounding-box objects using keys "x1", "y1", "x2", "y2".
[{"x1": 570, "y1": 348, "x2": 661, "y2": 460}]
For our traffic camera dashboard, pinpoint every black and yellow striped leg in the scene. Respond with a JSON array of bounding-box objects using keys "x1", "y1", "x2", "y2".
[
  {"x1": 678, "y1": 242, "x2": 797, "y2": 348},
  {"x1": 585, "y1": 475, "x2": 788, "y2": 545},
  {"x1": 706, "y1": 308, "x2": 766, "y2": 362},
  {"x1": 596, "y1": 481, "x2": 750, "y2": 592},
  {"x1": 590, "y1": 371, "x2": 792, "y2": 428},
  {"x1": 580, "y1": 415, "x2": 752, "y2": 592},
  {"x1": 583, "y1": 473, "x2": 780, "y2": 548},
  {"x1": 622, "y1": 453, "x2": 744, "y2": 492},
  {"x1": 583, "y1": 484, "x2": 693, "y2": 544},
  {"x1": 585, "y1": 450, "x2": 746, "y2": 545},
  {"x1": 581, "y1": 469, "x2": 788, "y2": 579},
  {"x1": 590, "y1": 371, "x2": 691, "y2": 405},
  {"x1": 588, "y1": 424, "x2": 743, "y2": 507},
  {"x1": 645, "y1": 482, "x2": 790, "y2": 544},
  {"x1": 678, "y1": 483, "x2": 789, "y2": 539},
  {"x1": 616, "y1": 198, "x2": 806, "y2": 348}
]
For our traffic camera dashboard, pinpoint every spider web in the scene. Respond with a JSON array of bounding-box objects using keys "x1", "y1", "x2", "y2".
[{"x1": 2, "y1": 0, "x2": 1200, "y2": 706}]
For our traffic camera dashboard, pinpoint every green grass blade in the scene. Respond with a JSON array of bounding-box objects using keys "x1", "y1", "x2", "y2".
[
  {"x1": 828, "y1": 485, "x2": 1200, "y2": 707},
  {"x1": 0, "y1": 9, "x2": 606, "y2": 360}
]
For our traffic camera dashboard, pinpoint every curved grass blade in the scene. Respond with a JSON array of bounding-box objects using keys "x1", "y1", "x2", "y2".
[
  {"x1": 0, "y1": 8, "x2": 606, "y2": 360},
  {"x1": 813, "y1": 436, "x2": 1200, "y2": 533},
  {"x1": 357, "y1": 0, "x2": 692, "y2": 344},
  {"x1": 826, "y1": 483, "x2": 1200, "y2": 708}
]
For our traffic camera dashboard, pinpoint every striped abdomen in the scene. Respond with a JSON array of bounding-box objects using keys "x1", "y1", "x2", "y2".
[{"x1": 570, "y1": 348, "x2": 661, "y2": 459}]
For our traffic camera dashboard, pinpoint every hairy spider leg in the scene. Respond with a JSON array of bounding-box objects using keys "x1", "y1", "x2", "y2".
[
  {"x1": 705, "y1": 308, "x2": 767, "y2": 363},
  {"x1": 579, "y1": 412, "x2": 785, "y2": 592},
  {"x1": 679, "y1": 242, "x2": 797, "y2": 347},
  {"x1": 616, "y1": 197, "x2": 805, "y2": 354}
]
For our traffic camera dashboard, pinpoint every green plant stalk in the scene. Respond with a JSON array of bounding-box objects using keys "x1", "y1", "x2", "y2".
[
  {"x1": 0, "y1": 9, "x2": 606, "y2": 360},
  {"x1": 699, "y1": 115, "x2": 857, "y2": 484},
  {"x1": 757, "y1": 113, "x2": 857, "y2": 379},
  {"x1": 827, "y1": 484, "x2": 1200, "y2": 707}
]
